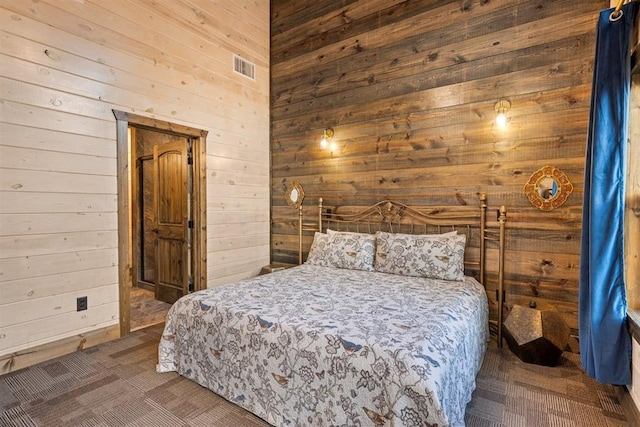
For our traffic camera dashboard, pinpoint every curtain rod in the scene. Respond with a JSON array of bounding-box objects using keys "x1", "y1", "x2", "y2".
[{"x1": 611, "y1": 0, "x2": 625, "y2": 20}]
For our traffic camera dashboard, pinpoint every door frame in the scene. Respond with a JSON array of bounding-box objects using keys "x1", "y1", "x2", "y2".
[{"x1": 113, "y1": 110, "x2": 208, "y2": 336}]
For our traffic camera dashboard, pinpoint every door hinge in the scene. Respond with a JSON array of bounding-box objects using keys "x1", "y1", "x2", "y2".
[
  {"x1": 187, "y1": 155, "x2": 193, "y2": 165},
  {"x1": 495, "y1": 289, "x2": 506, "y2": 301},
  {"x1": 188, "y1": 220, "x2": 194, "y2": 229},
  {"x1": 188, "y1": 278, "x2": 194, "y2": 292}
]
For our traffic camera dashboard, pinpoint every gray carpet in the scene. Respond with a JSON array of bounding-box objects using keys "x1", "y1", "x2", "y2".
[
  {"x1": 466, "y1": 344, "x2": 629, "y2": 426},
  {"x1": 0, "y1": 324, "x2": 631, "y2": 426}
]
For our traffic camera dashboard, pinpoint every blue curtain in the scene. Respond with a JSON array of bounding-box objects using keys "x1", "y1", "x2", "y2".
[{"x1": 579, "y1": 1, "x2": 638, "y2": 386}]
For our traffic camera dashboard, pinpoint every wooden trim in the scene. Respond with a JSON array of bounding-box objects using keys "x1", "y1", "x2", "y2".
[
  {"x1": 112, "y1": 110, "x2": 208, "y2": 336},
  {"x1": 136, "y1": 281, "x2": 155, "y2": 292},
  {"x1": 629, "y1": 310, "x2": 640, "y2": 343},
  {"x1": 131, "y1": 128, "x2": 141, "y2": 302},
  {"x1": 624, "y1": 314, "x2": 639, "y2": 424},
  {"x1": 0, "y1": 325, "x2": 119, "y2": 374},
  {"x1": 115, "y1": 117, "x2": 131, "y2": 337},
  {"x1": 112, "y1": 110, "x2": 208, "y2": 139},
  {"x1": 192, "y1": 133, "x2": 207, "y2": 291}
]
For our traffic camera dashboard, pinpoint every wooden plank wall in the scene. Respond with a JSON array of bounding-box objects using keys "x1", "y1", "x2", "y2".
[
  {"x1": 0, "y1": 0, "x2": 270, "y2": 357},
  {"x1": 627, "y1": 1, "x2": 640, "y2": 311},
  {"x1": 629, "y1": 73, "x2": 640, "y2": 310},
  {"x1": 271, "y1": 0, "x2": 609, "y2": 340}
]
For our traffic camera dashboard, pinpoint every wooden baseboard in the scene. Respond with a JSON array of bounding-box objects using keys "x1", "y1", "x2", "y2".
[
  {"x1": 620, "y1": 385, "x2": 640, "y2": 427},
  {"x1": 0, "y1": 325, "x2": 120, "y2": 374},
  {"x1": 136, "y1": 281, "x2": 155, "y2": 292}
]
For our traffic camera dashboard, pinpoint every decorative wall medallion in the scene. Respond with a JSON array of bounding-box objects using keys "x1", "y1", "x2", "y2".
[
  {"x1": 524, "y1": 166, "x2": 573, "y2": 211},
  {"x1": 285, "y1": 180, "x2": 305, "y2": 209}
]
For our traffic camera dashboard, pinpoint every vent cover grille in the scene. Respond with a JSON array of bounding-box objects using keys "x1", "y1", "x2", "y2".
[{"x1": 233, "y1": 54, "x2": 255, "y2": 80}]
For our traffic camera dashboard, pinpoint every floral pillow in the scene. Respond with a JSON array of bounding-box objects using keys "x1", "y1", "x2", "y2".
[
  {"x1": 374, "y1": 231, "x2": 466, "y2": 281},
  {"x1": 306, "y1": 232, "x2": 330, "y2": 262},
  {"x1": 306, "y1": 231, "x2": 375, "y2": 271}
]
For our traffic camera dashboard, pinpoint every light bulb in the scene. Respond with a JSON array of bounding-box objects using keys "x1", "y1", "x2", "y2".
[
  {"x1": 319, "y1": 128, "x2": 334, "y2": 149},
  {"x1": 494, "y1": 100, "x2": 511, "y2": 129},
  {"x1": 496, "y1": 112, "x2": 507, "y2": 128}
]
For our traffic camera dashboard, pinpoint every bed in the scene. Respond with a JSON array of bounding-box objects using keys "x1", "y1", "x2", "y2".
[{"x1": 157, "y1": 193, "x2": 507, "y2": 427}]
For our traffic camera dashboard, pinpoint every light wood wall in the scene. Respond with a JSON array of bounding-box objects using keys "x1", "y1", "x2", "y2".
[
  {"x1": 270, "y1": 0, "x2": 609, "y2": 340},
  {"x1": 0, "y1": 0, "x2": 270, "y2": 358}
]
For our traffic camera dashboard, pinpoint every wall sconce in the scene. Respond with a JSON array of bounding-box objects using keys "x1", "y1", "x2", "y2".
[
  {"x1": 494, "y1": 100, "x2": 511, "y2": 128},
  {"x1": 320, "y1": 128, "x2": 334, "y2": 149}
]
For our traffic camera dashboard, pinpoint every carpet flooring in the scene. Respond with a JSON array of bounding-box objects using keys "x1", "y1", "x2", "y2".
[{"x1": 0, "y1": 324, "x2": 633, "y2": 427}]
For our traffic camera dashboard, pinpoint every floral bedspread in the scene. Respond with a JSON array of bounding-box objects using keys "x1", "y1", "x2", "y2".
[{"x1": 157, "y1": 264, "x2": 488, "y2": 427}]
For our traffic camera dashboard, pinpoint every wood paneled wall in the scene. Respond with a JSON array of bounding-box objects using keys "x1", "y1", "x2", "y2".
[
  {"x1": 629, "y1": 73, "x2": 640, "y2": 310},
  {"x1": 0, "y1": 0, "x2": 270, "y2": 358},
  {"x1": 271, "y1": 0, "x2": 609, "y2": 339}
]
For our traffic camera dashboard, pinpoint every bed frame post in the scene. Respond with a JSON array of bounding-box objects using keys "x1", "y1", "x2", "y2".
[
  {"x1": 298, "y1": 205, "x2": 303, "y2": 265},
  {"x1": 497, "y1": 205, "x2": 507, "y2": 348},
  {"x1": 479, "y1": 193, "x2": 487, "y2": 287},
  {"x1": 297, "y1": 198, "x2": 325, "y2": 265}
]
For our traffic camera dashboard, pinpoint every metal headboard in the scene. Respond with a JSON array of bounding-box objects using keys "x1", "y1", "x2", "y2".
[{"x1": 297, "y1": 193, "x2": 507, "y2": 347}]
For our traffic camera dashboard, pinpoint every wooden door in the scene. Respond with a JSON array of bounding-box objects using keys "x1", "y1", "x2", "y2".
[{"x1": 154, "y1": 140, "x2": 189, "y2": 304}]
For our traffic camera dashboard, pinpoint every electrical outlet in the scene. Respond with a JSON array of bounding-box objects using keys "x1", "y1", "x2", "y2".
[{"x1": 77, "y1": 296, "x2": 88, "y2": 312}]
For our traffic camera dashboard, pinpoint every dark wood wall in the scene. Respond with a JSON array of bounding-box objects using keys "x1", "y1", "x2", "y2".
[{"x1": 270, "y1": 0, "x2": 608, "y2": 345}]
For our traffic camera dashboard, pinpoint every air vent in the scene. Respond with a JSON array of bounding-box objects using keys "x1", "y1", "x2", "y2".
[{"x1": 233, "y1": 54, "x2": 255, "y2": 80}]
